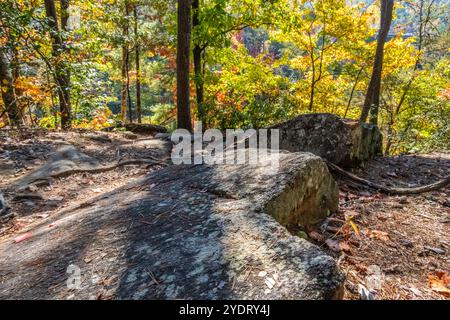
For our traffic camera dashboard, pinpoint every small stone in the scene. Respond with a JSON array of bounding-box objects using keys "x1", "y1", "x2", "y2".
[
  {"x1": 358, "y1": 284, "x2": 375, "y2": 300},
  {"x1": 258, "y1": 271, "x2": 267, "y2": 278},
  {"x1": 398, "y1": 197, "x2": 408, "y2": 204},
  {"x1": 400, "y1": 239, "x2": 413, "y2": 248},
  {"x1": 264, "y1": 278, "x2": 274, "y2": 289}
]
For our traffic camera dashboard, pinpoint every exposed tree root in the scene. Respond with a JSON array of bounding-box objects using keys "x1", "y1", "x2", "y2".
[
  {"x1": 14, "y1": 159, "x2": 167, "y2": 190},
  {"x1": 46, "y1": 159, "x2": 166, "y2": 179},
  {"x1": 326, "y1": 160, "x2": 450, "y2": 195}
]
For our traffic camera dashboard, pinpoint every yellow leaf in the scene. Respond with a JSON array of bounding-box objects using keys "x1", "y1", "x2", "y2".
[{"x1": 348, "y1": 219, "x2": 360, "y2": 236}]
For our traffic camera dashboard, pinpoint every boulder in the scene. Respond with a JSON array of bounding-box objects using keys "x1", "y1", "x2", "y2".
[
  {"x1": 0, "y1": 149, "x2": 343, "y2": 299},
  {"x1": 272, "y1": 113, "x2": 383, "y2": 167}
]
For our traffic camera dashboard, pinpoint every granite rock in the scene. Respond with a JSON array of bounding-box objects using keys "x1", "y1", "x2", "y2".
[
  {"x1": 272, "y1": 113, "x2": 383, "y2": 167},
  {"x1": 0, "y1": 149, "x2": 343, "y2": 299}
]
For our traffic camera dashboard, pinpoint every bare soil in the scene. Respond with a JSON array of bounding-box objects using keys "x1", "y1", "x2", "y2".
[{"x1": 311, "y1": 153, "x2": 450, "y2": 300}]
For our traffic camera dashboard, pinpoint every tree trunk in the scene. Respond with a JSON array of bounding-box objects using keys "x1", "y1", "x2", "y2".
[
  {"x1": 60, "y1": 0, "x2": 70, "y2": 30},
  {"x1": 359, "y1": 0, "x2": 394, "y2": 125},
  {"x1": 120, "y1": 2, "x2": 130, "y2": 122},
  {"x1": 134, "y1": 5, "x2": 142, "y2": 124},
  {"x1": 309, "y1": 80, "x2": 315, "y2": 111},
  {"x1": 133, "y1": 5, "x2": 142, "y2": 124},
  {"x1": 308, "y1": 47, "x2": 315, "y2": 112},
  {"x1": 192, "y1": 0, "x2": 205, "y2": 126},
  {"x1": 176, "y1": 0, "x2": 193, "y2": 131},
  {"x1": 45, "y1": 0, "x2": 71, "y2": 129},
  {"x1": 121, "y1": 45, "x2": 128, "y2": 122},
  {"x1": 59, "y1": 0, "x2": 71, "y2": 128},
  {"x1": 0, "y1": 49, "x2": 22, "y2": 126},
  {"x1": 126, "y1": 44, "x2": 132, "y2": 123}
]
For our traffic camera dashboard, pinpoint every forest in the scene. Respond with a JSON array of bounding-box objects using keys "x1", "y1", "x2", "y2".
[
  {"x1": 0, "y1": 0, "x2": 448, "y2": 153},
  {"x1": 0, "y1": 0, "x2": 449, "y2": 302}
]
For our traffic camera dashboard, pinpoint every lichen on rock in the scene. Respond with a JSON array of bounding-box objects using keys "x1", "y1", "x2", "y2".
[{"x1": 272, "y1": 113, "x2": 383, "y2": 167}]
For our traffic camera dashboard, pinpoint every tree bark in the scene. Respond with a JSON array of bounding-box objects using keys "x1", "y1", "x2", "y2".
[
  {"x1": 308, "y1": 79, "x2": 315, "y2": 111},
  {"x1": 120, "y1": 3, "x2": 130, "y2": 122},
  {"x1": 0, "y1": 49, "x2": 22, "y2": 126},
  {"x1": 59, "y1": 0, "x2": 71, "y2": 128},
  {"x1": 359, "y1": 0, "x2": 394, "y2": 125},
  {"x1": 45, "y1": 0, "x2": 71, "y2": 129},
  {"x1": 120, "y1": 47, "x2": 128, "y2": 122},
  {"x1": 192, "y1": 0, "x2": 205, "y2": 126},
  {"x1": 126, "y1": 46, "x2": 132, "y2": 123},
  {"x1": 60, "y1": 0, "x2": 70, "y2": 30},
  {"x1": 134, "y1": 5, "x2": 142, "y2": 124},
  {"x1": 176, "y1": 0, "x2": 193, "y2": 131}
]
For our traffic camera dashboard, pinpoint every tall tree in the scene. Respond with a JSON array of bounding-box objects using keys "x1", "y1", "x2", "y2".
[
  {"x1": 359, "y1": 0, "x2": 394, "y2": 125},
  {"x1": 192, "y1": 0, "x2": 205, "y2": 126},
  {"x1": 59, "y1": 0, "x2": 71, "y2": 127},
  {"x1": 133, "y1": 4, "x2": 142, "y2": 123},
  {"x1": 0, "y1": 49, "x2": 22, "y2": 126},
  {"x1": 120, "y1": 1, "x2": 131, "y2": 122},
  {"x1": 44, "y1": 0, "x2": 72, "y2": 129},
  {"x1": 176, "y1": 0, "x2": 193, "y2": 131}
]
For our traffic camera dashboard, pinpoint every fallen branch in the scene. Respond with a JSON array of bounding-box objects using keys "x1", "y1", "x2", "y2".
[{"x1": 326, "y1": 160, "x2": 450, "y2": 195}]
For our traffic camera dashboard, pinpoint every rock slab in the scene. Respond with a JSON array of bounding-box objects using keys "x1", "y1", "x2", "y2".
[
  {"x1": 272, "y1": 113, "x2": 383, "y2": 167},
  {"x1": 0, "y1": 150, "x2": 343, "y2": 299}
]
